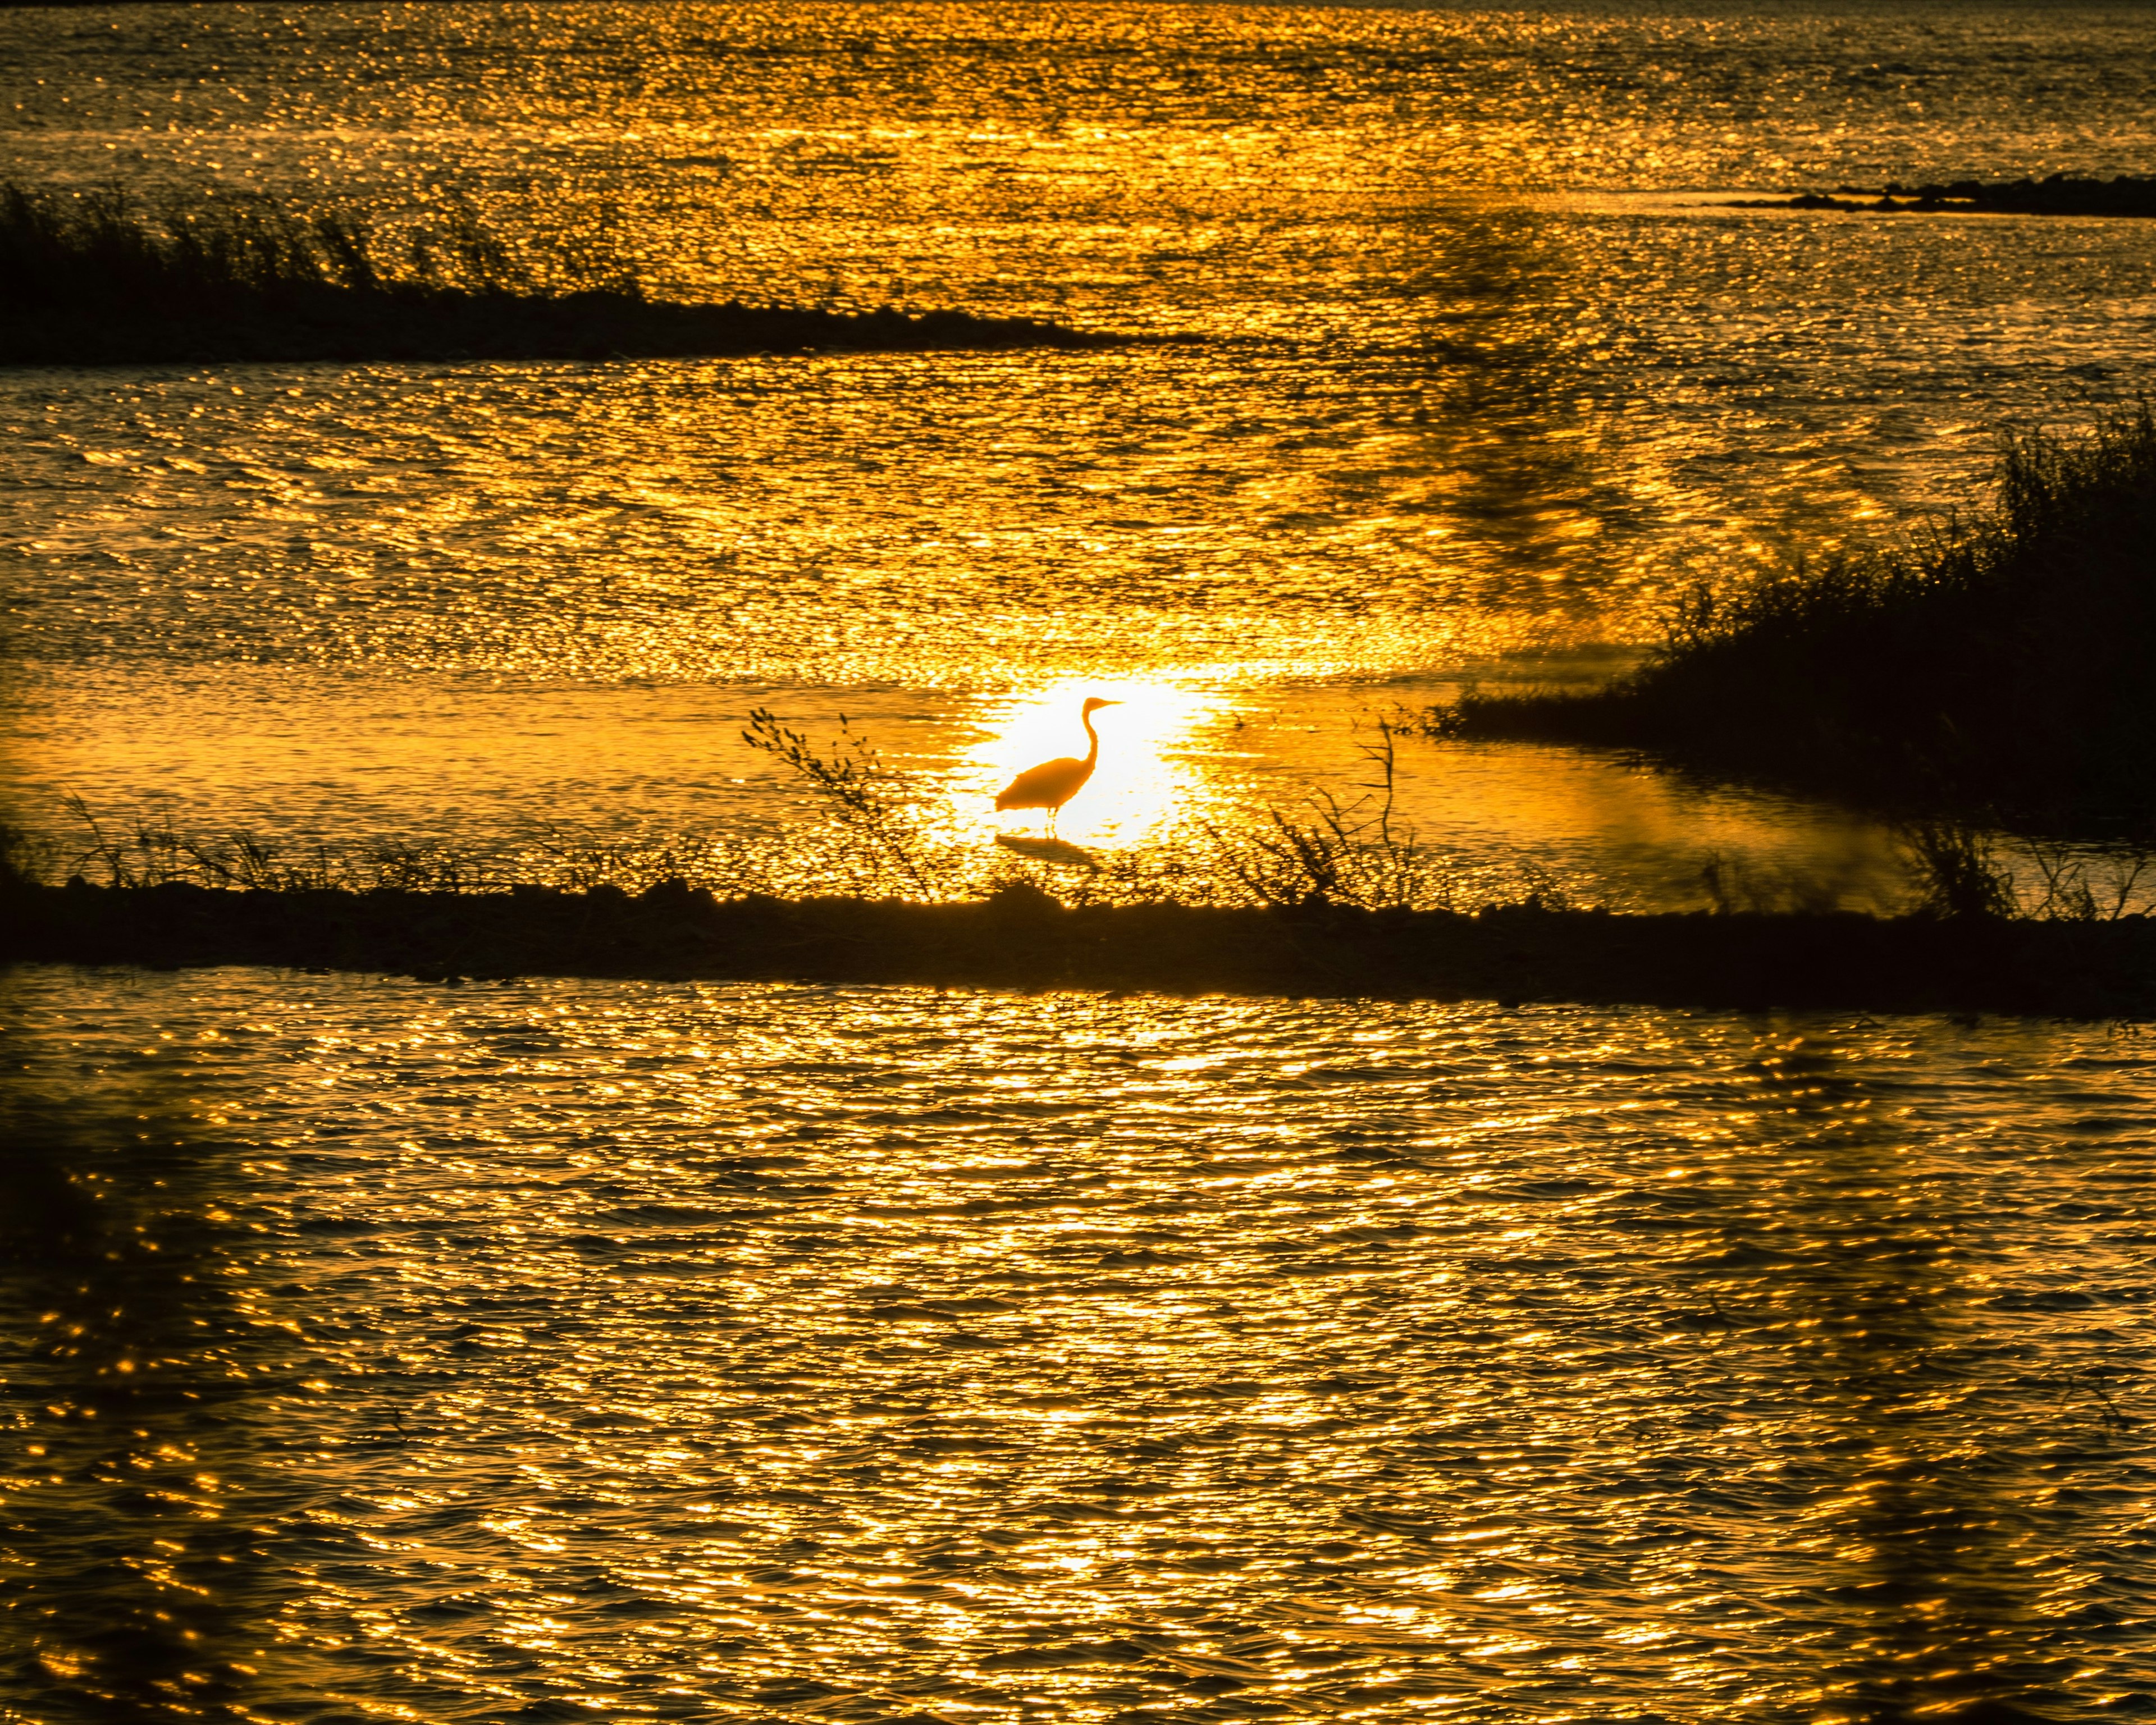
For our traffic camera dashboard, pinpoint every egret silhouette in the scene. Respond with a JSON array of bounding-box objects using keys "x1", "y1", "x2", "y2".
[{"x1": 995, "y1": 697, "x2": 1120, "y2": 835}]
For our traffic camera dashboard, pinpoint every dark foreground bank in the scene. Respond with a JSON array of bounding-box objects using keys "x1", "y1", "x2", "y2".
[
  {"x1": 7, "y1": 880, "x2": 2153, "y2": 1017},
  {"x1": 0, "y1": 181, "x2": 1118, "y2": 364}
]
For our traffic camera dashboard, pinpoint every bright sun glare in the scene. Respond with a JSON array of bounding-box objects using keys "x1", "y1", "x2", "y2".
[{"x1": 962, "y1": 681, "x2": 1219, "y2": 846}]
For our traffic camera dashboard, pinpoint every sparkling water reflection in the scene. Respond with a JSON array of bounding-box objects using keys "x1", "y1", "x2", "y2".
[
  {"x1": 5, "y1": 969, "x2": 2153, "y2": 1720},
  {"x1": 6, "y1": 7, "x2": 2156, "y2": 1714},
  {"x1": 4, "y1": 4, "x2": 2156, "y2": 900}
]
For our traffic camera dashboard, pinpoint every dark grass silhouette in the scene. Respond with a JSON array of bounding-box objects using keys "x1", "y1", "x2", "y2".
[
  {"x1": 1746, "y1": 173, "x2": 2156, "y2": 217},
  {"x1": 7, "y1": 872, "x2": 2153, "y2": 1018},
  {"x1": 7, "y1": 798, "x2": 2152, "y2": 1019},
  {"x1": 1434, "y1": 406, "x2": 2156, "y2": 836},
  {"x1": 0, "y1": 181, "x2": 1119, "y2": 365}
]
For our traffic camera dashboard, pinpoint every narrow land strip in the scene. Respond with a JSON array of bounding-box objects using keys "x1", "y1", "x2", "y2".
[
  {"x1": 8, "y1": 881, "x2": 2152, "y2": 1018},
  {"x1": 3, "y1": 296, "x2": 1123, "y2": 367},
  {"x1": 1729, "y1": 173, "x2": 2156, "y2": 217},
  {"x1": 1, "y1": 181, "x2": 1122, "y2": 365}
]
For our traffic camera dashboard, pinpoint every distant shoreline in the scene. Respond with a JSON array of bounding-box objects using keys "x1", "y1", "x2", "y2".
[
  {"x1": 1724, "y1": 174, "x2": 2156, "y2": 218},
  {"x1": 8, "y1": 880, "x2": 2152, "y2": 1019},
  {"x1": 1, "y1": 293, "x2": 1126, "y2": 369},
  {"x1": 0, "y1": 180, "x2": 1125, "y2": 367}
]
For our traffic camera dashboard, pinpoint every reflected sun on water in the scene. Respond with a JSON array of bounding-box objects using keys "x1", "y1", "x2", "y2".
[{"x1": 965, "y1": 680, "x2": 1222, "y2": 847}]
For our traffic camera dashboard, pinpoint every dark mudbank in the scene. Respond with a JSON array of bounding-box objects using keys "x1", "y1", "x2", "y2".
[
  {"x1": 3, "y1": 291, "x2": 1118, "y2": 367},
  {"x1": 7, "y1": 880, "x2": 2153, "y2": 1018},
  {"x1": 1737, "y1": 174, "x2": 2156, "y2": 217},
  {"x1": 0, "y1": 180, "x2": 1122, "y2": 365}
]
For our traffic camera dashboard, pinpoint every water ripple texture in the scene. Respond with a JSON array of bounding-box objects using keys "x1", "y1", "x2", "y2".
[
  {"x1": 4, "y1": 969, "x2": 2152, "y2": 1721},
  {"x1": 5, "y1": 4, "x2": 2156, "y2": 900}
]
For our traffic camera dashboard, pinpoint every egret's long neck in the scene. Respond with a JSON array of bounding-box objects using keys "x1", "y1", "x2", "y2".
[{"x1": 1081, "y1": 708, "x2": 1100, "y2": 765}]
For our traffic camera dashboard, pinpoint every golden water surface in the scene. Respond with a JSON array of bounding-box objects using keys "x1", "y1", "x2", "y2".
[
  {"x1": 5, "y1": 969, "x2": 2154, "y2": 1721},
  {"x1": 5, "y1": 7, "x2": 2156, "y2": 1719},
  {"x1": 4, "y1": 2, "x2": 2156, "y2": 899}
]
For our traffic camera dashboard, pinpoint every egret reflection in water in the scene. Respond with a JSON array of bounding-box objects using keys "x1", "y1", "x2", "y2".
[{"x1": 993, "y1": 832, "x2": 1103, "y2": 870}]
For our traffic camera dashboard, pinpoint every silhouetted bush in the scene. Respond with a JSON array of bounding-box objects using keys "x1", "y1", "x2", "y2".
[{"x1": 1435, "y1": 406, "x2": 2156, "y2": 835}]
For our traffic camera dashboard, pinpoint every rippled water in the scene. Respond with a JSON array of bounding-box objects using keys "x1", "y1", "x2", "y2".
[
  {"x1": 6, "y1": 9, "x2": 2156, "y2": 1718},
  {"x1": 6, "y1": 3, "x2": 2156, "y2": 897},
  {"x1": 6, "y1": 967, "x2": 2155, "y2": 1721}
]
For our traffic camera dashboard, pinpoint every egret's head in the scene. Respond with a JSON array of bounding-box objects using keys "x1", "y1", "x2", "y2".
[{"x1": 1081, "y1": 697, "x2": 1122, "y2": 716}]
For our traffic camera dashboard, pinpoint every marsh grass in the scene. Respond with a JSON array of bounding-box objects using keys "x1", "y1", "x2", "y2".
[
  {"x1": 21, "y1": 706, "x2": 2153, "y2": 921},
  {"x1": 1896, "y1": 822, "x2": 2154, "y2": 922},
  {"x1": 1200, "y1": 716, "x2": 1476, "y2": 911},
  {"x1": 0, "y1": 180, "x2": 1110, "y2": 364},
  {"x1": 521, "y1": 826, "x2": 771, "y2": 898},
  {"x1": 1690, "y1": 819, "x2": 2155, "y2": 921},
  {"x1": 742, "y1": 707, "x2": 937, "y2": 896},
  {"x1": 15, "y1": 715, "x2": 1474, "y2": 917},
  {"x1": 1895, "y1": 820, "x2": 2025, "y2": 922},
  {"x1": 43, "y1": 794, "x2": 486, "y2": 894},
  {"x1": 741, "y1": 706, "x2": 1476, "y2": 912},
  {"x1": 0, "y1": 180, "x2": 557, "y2": 312},
  {"x1": 12, "y1": 784, "x2": 2156, "y2": 1019},
  {"x1": 1435, "y1": 405, "x2": 2156, "y2": 835},
  {"x1": 6, "y1": 798, "x2": 777, "y2": 902}
]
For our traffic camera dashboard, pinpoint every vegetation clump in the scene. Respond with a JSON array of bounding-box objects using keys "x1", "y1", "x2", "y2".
[
  {"x1": 1434, "y1": 406, "x2": 2156, "y2": 836},
  {"x1": 0, "y1": 181, "x2": 1118, "y2": 365}
]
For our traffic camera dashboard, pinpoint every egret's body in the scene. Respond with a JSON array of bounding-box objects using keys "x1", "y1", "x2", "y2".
[{"x1": 995, "y1": 697, "x2": 1118, "y2": 834}]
